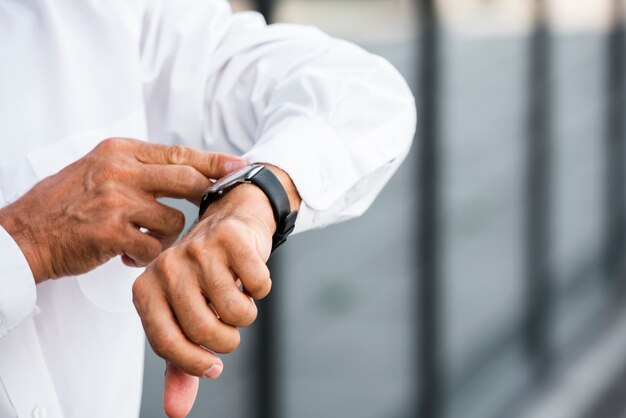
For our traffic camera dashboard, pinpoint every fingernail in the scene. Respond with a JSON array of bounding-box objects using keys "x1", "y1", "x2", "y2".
[
  {"x1": 203, "y1": 361, "x2": 224, "y2": 379},
  {"x1": 225, "y1": 160, "x2": 248, "y2": 172}
]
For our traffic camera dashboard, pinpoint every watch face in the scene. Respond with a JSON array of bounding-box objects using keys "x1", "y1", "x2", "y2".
[{"x1": 208, "y1": 165, "x2": 261, "y2": 193}]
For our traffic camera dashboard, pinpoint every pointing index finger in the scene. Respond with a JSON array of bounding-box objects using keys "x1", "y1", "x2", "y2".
[
  {"x1": 139, "y1": 164, "x2": 212, "y2": 203},
  {"x1": 134, "y1": 142, "x2": 247, "y2": 179}
]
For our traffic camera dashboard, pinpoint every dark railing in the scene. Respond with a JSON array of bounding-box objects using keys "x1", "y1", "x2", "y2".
[
  {"x1": 249, "y1": 0, "x2": 626, "y2": 417},
  {"x1": 416, "y1": 0, "x2": 443, "y2": 417},
  {"x1": 605, "y1": 0, "x2": 626, "y2": 298},
  {"x1": 525, "y1": 0, "x2": 553, "y2": 385},
  {"x1": 254, "y1": 258, "x2": 281, "y2": 418},
  {"x1": 252, "y1": 4, "x2": 280, "y2": 418}
]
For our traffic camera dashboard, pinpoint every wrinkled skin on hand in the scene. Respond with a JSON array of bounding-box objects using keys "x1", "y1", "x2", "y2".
[
  {"x1": 0, "y1": 137, "x2": 247, "y2": 283},
  {"x1": 133, "y1": 165, "x2": 301, "y2": 418},
  {"x1": 0, "y1": 138, "x2": 300, "y2": 418}
]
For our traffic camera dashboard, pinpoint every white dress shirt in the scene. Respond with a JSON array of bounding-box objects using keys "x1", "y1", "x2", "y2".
[{"x1": 0, "y1": 0, "x2": 416, "y2": 417}]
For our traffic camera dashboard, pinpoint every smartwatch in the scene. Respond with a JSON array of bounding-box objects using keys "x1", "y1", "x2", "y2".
[{"x1": 198, "y1": 164, "x2": 298, "y2": 252}]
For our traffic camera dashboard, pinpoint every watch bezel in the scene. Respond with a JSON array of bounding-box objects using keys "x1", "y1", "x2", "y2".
[{"x1": 205, "y1": 164, "x2": 264, "y2": 195}]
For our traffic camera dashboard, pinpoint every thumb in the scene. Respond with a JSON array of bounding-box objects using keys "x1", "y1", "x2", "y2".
[{"x1": 164, "y1": 362, "x2": 200, "y2": 418}]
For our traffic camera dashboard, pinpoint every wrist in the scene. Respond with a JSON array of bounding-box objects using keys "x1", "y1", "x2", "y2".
[
  {"x1": 197, "y1": 163, "x2": 300, "y2": 251},
  {"x1": 200, "y1": 183, "x2": 276, "y2": 238}
]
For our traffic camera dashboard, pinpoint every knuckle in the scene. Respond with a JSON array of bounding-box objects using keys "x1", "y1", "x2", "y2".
[
  {"x1": 215, "y1": 218, "x2": 246, "y2": 244},
  {"x1": 167, "y1": 145, "x2": 189, "y2": 164},
  {"x1": 220, "y1": 295, "x2": 256, "y2": 326},
  {"x1": 154, "y1": 251, "x2": 172, "y2": 271},
  {"x1": 186, "y1": 239, "x2": 207, "y2": 262},
  {"x1": 203, "y1": 329, "x2": 240, "y2": 355},
  {"x1": 219, "y1": 331, "x2": 241, "y2": 354},
  {"x1": 217, "y1": 217, "x2": 239, "y2": 233},
  {"x1": 246, "y1": 275, "x2": 272, "y2": 300},
  {"x1": 98, "y1": 137, "x2": 128, "y2": 153},
  {"x1": 153, "y1": 251, "x2": 177, "y2": 279}
]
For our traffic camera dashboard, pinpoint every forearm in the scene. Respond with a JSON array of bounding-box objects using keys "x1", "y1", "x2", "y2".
[{"x1": 142, "y1": 1, "x2": 414, "y2": 235}]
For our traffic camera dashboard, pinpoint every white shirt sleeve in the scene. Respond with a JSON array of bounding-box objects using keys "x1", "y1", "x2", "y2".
[
  {"x1": 0, "y1": 226, "x2": 37, "y2": 339},
  {"x1": 140, "y1": 0, "x2": 416, "y2": 233}
]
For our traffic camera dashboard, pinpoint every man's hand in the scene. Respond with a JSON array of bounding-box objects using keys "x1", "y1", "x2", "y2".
[
  {"x1": 0, "y1": 138, "x2": 247, "y2": 283},
  {"x1": 132, "y1": 165, "x2": 301, "y2": 418}
]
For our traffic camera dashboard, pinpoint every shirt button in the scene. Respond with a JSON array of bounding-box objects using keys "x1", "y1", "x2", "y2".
[{"x1": 32, "y1": 407, "x2": 47, "y2": 418}]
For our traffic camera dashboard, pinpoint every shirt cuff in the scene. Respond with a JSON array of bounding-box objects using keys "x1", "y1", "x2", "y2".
[
  {"x1": 243, "y1": 118, "x2": 342, "y2": 233},
  {"x1": 0, "y1": 226, "x2": 38, "y2": 338},
  {"x1": 242, "y1": 118, "x2": 356, "y2": 234}
]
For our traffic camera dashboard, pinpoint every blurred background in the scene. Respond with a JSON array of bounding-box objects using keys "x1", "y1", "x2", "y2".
[{"x1": 140, "y1": 1, "x2": 626, "y2": 417}]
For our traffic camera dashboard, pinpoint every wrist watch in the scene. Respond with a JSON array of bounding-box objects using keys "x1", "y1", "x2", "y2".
[{"x1": 198, "y1": 164, "x2": 298, "y2": 252}]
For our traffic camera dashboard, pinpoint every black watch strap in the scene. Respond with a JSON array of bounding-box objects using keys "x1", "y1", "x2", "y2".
[
  {"x1": 198, "y1": 166, "x2": 298, "y2": 253},
  {"x1": 249, "y1": 168, "x2": 298, "y2": 252}
]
